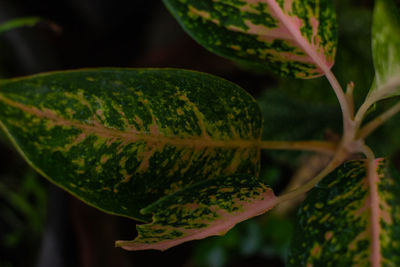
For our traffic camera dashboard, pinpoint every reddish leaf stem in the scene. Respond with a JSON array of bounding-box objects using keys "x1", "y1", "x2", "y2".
[
  {"x1": 258, "y1": 140, "x2": 337, "y2": 154},
  {"x1": 276, "y1": 147, "x2": 347, "y2": 204},
  {"x1": 357, "y1": 101, "x2": 400, "y2": 139},
  {"x1": 324, "y1": 70, "x2": 354, "y2": 136}
]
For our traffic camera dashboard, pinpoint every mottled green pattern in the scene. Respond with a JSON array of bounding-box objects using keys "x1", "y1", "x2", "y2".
[
  {"x1": 288, "y1": 160, "x2": 400, "y2": 266},
  {"x1": 370, "y1": 0, "x2": 400, "y2": 99},
  {"x1": 0, "y1": 68, "x2": 262, "y2": 222},
  {"x1": 379, "y1": 165, "x2": 400, "y2": 266},
  {"x1": 116, "y1": 174, "x2": 276, "y2": 250},
  {"x1": 0, "y1": 17, "x2": 42, "y2": 35},
  {"x1": 163, "y1": 0, "x2": 337, "y2": 78}
]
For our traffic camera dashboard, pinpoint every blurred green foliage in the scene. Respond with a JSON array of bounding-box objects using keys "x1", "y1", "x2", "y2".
[
  {"x1": 0, "y1": 26, "x2": 47, "y2": 267},
  {"x1": 193, "y1": 215, "x2": 294, "y2": 267},
  {"x1": 0, "y1": 170, "x2": 47, "y2": 267},
  {"x1": 257, "y1": 89, "x2": 341, "y2": 166}
]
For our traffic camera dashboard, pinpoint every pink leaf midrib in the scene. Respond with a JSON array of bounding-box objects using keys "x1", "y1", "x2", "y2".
[
  {"x1": 366, "y1": 159, "x2": 382, "y2": 267},
  {"x1": 265, "y1": 0, "x2": 332, "y2": 73}
]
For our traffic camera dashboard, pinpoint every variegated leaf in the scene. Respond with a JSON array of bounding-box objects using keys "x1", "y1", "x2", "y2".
[
  {"x1": 163, "y1": 0, "x2": 337, "y2": 78},
  {"x1": 0, "y1": 17, "x2": 43, "y2": 35},
  {"x1": 288, "y1": 160, "x2": 400, "y2": 266},
  {"x1": 116, "y1": 174, "x2": 277, "y2": 251},
  {"x1": 369, "y1": 0, "x2": 400, "y2": 101},
  {"x1": 0, "y1": 68, "x2": 262, "y2": 222}
]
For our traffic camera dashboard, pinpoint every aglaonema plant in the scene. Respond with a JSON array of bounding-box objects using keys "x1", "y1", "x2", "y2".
[{"x1": 0, "y1": 0, "x2": 399, "y2": 265}]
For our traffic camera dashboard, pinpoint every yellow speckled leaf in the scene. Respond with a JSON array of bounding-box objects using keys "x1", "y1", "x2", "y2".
[
  {"x1": 288, "y1": 160, "x2": 400, "y2": 266},
  {"x1": 116, "y1": 174, "x2": 276, "y2": 251},
  {"x1": 0, "y1": 68, "x2": 263, "y2": 224},
  {"x1": 163, "y1": 0, "x2": 337, "y2": 78}
]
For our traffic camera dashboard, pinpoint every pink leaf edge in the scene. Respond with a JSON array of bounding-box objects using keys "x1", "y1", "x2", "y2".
[{"x1": 115, "y1": 189, "x2": 277, "y2": 251}]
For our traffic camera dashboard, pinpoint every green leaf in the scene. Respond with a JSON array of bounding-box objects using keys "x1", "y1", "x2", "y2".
[
  {"x1": 288, "y1": 160, "x2": 400, "y2": 266},
  {"x1": 163, "y1": 0, "x2": 337, "y2": 78},
  {"x1": 370, "y1": 0, "x2": 400, "y2": 101},
  {"x1": 0, "y1": 17, "x2": 43, "y2": 35},
  {"x1": 116, "y1": 174, "x2": 276, "y2": 251},
  {"x1": 281, "y1": 1, "x2": 374, "y2": 106},
  {"x1": 257, "y1": 89, "x2": 341, "y2": 165},
  {"x1": 0, "y1": 68, "x2": 263, "y2": 222}
]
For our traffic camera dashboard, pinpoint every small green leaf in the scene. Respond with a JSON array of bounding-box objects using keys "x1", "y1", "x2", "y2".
[
  {"x1": 116, "y1": 174, "x2": 276, "y2": 251},
  {"x1": 0, "y1": 17, "x2": 43, "y2": 35},
  {"x1": 163, "y1": 0, "x2": 337, "y2": 78},
  {"x1": 288, "y1": 160, "x2": 400, "y2": 266},
  {"x1": 0, "y1": 68, "x2": 263, "y2": 222},
  {"x1": 370, "y1": 0, "x2": 400, "y2": 101}
]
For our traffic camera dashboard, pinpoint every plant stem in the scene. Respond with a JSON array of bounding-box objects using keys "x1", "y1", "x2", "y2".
[
  {"x1": 361, "y1": 144, "x2": 375, "y2": 161},
  {"x1": 346, "y1": 81, "x2": 355, "y2": 119},
  {"x1": 354, "y1": 78, "x2": 400, "y2": 132},
  {"x1": 276, "y1": 147, "x2": 347, "y2": 204},
  {"x1": 357, "y1": 101, "x2": 400, "y2": 139},
  {"x1": 353, "y1": 97, "x2": 375, "y2": 132},
  {"x1": 324, "y1": 70, "x2": 354, "y2": 135},
  {"x1": 258, "y1": 140, "x2": 337, "y2": 154}
]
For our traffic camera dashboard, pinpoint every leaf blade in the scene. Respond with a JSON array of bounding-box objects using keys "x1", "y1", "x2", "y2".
[
  {"x1": 288, "y1": 160, "x2": 400, "y2": 266},
  {"x1": 116, "y1": 174, "x2": 277, "y2": 251},
  {"x1": 163, "y1": 0, "x2": 337, "y2": 78},
  {"x1": 0, "y1": 68, "x2": 262, "y2": 222},
  {"x1": 370, "y1": 0, "x2": 400, "y2": 100}
]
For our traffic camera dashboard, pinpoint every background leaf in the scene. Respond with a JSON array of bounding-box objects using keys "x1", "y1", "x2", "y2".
[
  {"x1": 0, "y1": 68, "x2": 262, "y2": 222},
  {"x1": 257, "y1": 89, "x2": 341, "y2": 166},
  {"x1": 0, "y1": 17, "x2": 43, "y2": 36},
  {"x1": 370, "y1": 0, "x2": 400, "y2": 100},
  {"x1": 116, "y1": 174, "x2": 276, "y2": 251},
  {"x1": 259, "y1": 89, "x2": 340, "y2": 142},
  {"x1": 162, "y1": 0, "x2": 337, "y2": 78},
  {"x1": 288, "y1": 160, "x2": 400, "y2": 266},
  {"x1": 192, "y1": 214, "x2": 294, "y2": 267}
]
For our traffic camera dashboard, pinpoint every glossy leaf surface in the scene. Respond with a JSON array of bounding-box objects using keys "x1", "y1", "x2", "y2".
[
  {"x1": 0, "y1": 17, "x2": 42, "y2": 35},
  {"x1": 116, "y1": 174, "x2": 276, "y2": 251},
  {"x1": 0, "y1": 68, "x2": 262, "y2": 222},
  {"x1": 163, "y1": 0, "x2": 337, "y2": 78},
  {"x1": 288, "y1": 160, "x2": 400, "y2": 266},
  {"x1": 370, "y1": 0, "x2": 400, "y2": 100}
]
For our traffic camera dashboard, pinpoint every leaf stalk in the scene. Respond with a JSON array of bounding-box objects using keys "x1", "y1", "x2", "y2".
[
  {"x1": 324, "y1": 70, "x2": 355, "y2": 136},
  {"x1": 357, "y1": 101, "x2": 400, "y2": 139},
  {"x1": 258, "y1": 140, "x2": 337, "y2": 154},
  {"x1": 276, "y1": 147, "x2": 347, "y2": 204}
]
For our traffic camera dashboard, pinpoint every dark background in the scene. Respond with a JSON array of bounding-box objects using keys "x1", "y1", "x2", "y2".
[{"x1": 2, "y1": 0, "x2": 398, "y2": 267}]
